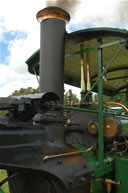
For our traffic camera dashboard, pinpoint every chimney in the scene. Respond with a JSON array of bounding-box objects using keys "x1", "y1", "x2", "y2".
[{"x1": 36, "y1": 7, "x2": 70, "y2": 103}]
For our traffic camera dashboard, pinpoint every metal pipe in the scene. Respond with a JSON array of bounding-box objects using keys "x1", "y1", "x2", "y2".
[
  {"x1": 80, "y1": 42, "x2": 126, "y2": 104},
  {"x1": 80, "y1": 44, "x2": 86, "y2": 92},
  {"x1": 86, "y1": 51, "x2": 91, "y2": 91},
  {"x1": 92, "y1": 101, "x2": 128, "y2": 113},
  {"x1": 98, "y1": 39, "x2": 104, "y2": 167},
  {"x1": 58, "y1": 104, "x2": 120, "y2": 115},
  {"x1": 59, "y1": 104, "x2": 98, "y2": 113},
  {"x1": 43, "y1": 146, "x2": 94, "y2": 161},
  {"x1": 36, "y1": 7, "x2": 70, "y2": 103}
]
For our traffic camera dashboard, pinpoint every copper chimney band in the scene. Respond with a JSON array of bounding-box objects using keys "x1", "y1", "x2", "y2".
[{"x1": 37, "y1": 6, "x2": 70, "y2": 23}]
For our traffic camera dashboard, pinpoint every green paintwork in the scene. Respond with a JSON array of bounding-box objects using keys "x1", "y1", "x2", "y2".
[
  {"x1": 115, "y1": 115, "x2": 128, "y2": 136},
  {"x1": 69, "y1": 27, "x2": 128, "y2": 39},
  {"x1": 120, "y1": 120, "x2": 128, "y2": 133},
  {"x1": 74, "y1": 145, "x2": 114, "y2": 193},
  {"x1": 91, "y1": 179, "x2": 106, "y2": 193},
  {"x1": 60, "y1": 104, "x2": 123, "y2": 116},
  {"x1": 115, "y1": 153, "x2": 128, "y2": 193},
  {"x1": 61, "y1": 105, "x2": 98, "y2": 113},
  {"x1": 74, "y1": 145, "x2": 114, "y2": 177},
  {"x1": 98, "y1": 39, "x2": 104, "y2": 167},
  {"x1": 25, "y1": 27, "x2": 128, "y2": 96},
  {"x1": 92, "y1": 170, "x2": 113, "y2": 192},
  {"x1": 65, "y1": 46, "x2": 97, "y2": 57},
  {"x1": 0, "y1": 188, "x2": 5, "y2": 193},
  {"x1": 91, "y1": 172, "x2": 114, "y2": 193},
  {"x1": 80, "y1": 42, "x2": 126, "y2": 103}
]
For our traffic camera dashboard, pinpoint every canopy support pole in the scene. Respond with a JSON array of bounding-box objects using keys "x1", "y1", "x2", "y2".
[
  {"x1": 86, "y1": 51, "x2": 91, "y2": 91},
  {"x1": 80, "y1": 44, "x2": 86, "y2": 92},
  {"x1": 80, "y1": 42, "x2": 126, "y2": 104},
  {"x1": 98, "y1": 39, "x2": 104, "y2": 167}
]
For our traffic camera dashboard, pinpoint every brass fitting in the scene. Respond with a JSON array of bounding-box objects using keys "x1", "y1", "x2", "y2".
[
  {"x1": 113, "y1": 139, "x2": 128, "y2": 154},
  {"x1": 105, "y1": 179, "x2": 120, "y2": 193},
  {"x1": 105, "y1": 154, "x2": 113, "y2": 163},
  {"x1": 113, "y1": 140, "x2": 118, "y2": 153},
  {"x1": 43, "y1": 146, "x2": 94, "y2": 161},
  {"x1": 67, "y1": 89, "x2": 72, "y2": 105},
  {"x1": 88, "y1": 121, "x2": 98, "y2": 135}
]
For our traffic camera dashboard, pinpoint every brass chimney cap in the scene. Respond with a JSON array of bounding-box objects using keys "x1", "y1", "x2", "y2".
[{"x1": 36, "y1": 6, "x2": 70, "y2": 23}]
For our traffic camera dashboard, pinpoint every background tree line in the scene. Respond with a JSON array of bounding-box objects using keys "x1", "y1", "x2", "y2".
[
  {"x1": 0, "y1": 87, "x2": 127, "y2": 118},
  {"x1": 94, "y1": 92, "x2": 126, "y2": 107},
  {"x1": 0, "y1": 87, "x2": 79, "y2": 117}
]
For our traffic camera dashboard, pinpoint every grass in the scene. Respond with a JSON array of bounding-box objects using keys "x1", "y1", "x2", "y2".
[{"x1": 0, "y1": 170, "x2": 10, "y2": 193}]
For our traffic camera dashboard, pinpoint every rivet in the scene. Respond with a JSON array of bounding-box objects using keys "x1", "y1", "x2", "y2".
[
  {"x1": 80, "y1": 177, "x2": 86, "y2": 183},
  {"x1": 91, "y1": 173, "x2": 96, "y2": 177},
  {"x1": 58, "y1": 159, "x2": 62, "y2": 165},
  {"x1": 69, "y1": 180, "x2": 73, "y2": 185}
]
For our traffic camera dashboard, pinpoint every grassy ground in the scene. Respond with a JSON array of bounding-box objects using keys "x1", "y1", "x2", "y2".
[{"x1": 0, "y1": 170, "x2": 10, "y2": 193}]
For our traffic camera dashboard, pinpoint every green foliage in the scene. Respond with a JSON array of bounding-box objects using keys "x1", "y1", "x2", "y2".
[
  {"x1": 93, "y1": 92, "x2": 126, "y2": 108},
  {"x1": 10, "y1": 87, "x2": 39, "y2": 96},
  {"x1": 10, "y1": 87, "x2": 79, "y2": 104},
  {"x1": 0, "y1": 87, "x2": 39, "y2": 118},
  {"x1": 104, "y1": 94, "x2": 126, "y2": 106}
]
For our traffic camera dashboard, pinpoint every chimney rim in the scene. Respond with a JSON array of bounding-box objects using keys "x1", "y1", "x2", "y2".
[{"x1": 36, "y1": 6, "x2": 70, "y2": 24}]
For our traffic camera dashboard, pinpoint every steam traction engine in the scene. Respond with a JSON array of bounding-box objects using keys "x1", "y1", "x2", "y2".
[{"x1": 0, "y1": 6, "x2": 128, "y2": 193}]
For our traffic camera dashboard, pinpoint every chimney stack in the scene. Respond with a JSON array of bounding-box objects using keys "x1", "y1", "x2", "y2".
[{"x1": 36, "y1": 7, "x2": 70, "y2": 103}]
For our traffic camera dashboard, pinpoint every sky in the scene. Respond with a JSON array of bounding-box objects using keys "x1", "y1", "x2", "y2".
[{"x1": 0, "y1": 0, "x2": 128, "y2": 97}]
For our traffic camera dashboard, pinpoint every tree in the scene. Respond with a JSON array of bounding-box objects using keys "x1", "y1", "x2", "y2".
[
  {"x1": 93, "y1": 92, "x2": 126, "y2": 108},
  {"x1": 10, "y1": 87, "x2": 39, "y2": 96},
  {"x1": 0, "y1": 87, "x2": 39, "y2": 118}
]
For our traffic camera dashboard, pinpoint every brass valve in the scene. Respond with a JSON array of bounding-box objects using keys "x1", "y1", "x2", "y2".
[
  {"x1": 113, "y1": 139, "x2": 128, "y2": 154},
  {"x1": 67, "y1": 89, "x2": 72, "y2": 105},
  {"x1": 104, "y1": 179, "x2": 120, "y2": 193},
  {"x1": 113, "y1": 140, "x2": 118, "y2": 153}
]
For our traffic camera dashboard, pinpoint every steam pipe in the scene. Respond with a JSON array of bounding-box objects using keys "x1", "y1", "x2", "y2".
[
  {"x1": 36, "y1": 7, "x2": 70, "y2": 103},
  {"x1": 92, "y1": 102, "x2": 128, "y2": 113}
]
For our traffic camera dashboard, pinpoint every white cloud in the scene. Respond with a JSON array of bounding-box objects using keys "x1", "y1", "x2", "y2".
[
  {"x1": 0, "y1": 0, "x2": 45, "y2": 35},
  {"x1": 0, "y1": 0, "x2": 128, "y2": 97},
  {"x1": 0, "y1": 65, "x2": 16, "y2": 83},
  {"x1": 0, "y1": 64, "x2": 39, "y2": 97},
  {"x1": 0, "y1": 76, "x2": 39, "y2": 97},
  {"x1": 69, "y1": 0, "x2": 126, "y2": 29},
  {"x1": 7, "y1": 29, "x2": 39, "y2": 74},
  {"x1": 1, "y1": 0, "x2": 127, "y2": 35},
  {"x1": 65, "y1": 84, "x2": 80, "y2": 100},
  {"x1": 0, "y1": 0, "x2": 41, "y2": 96}
]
